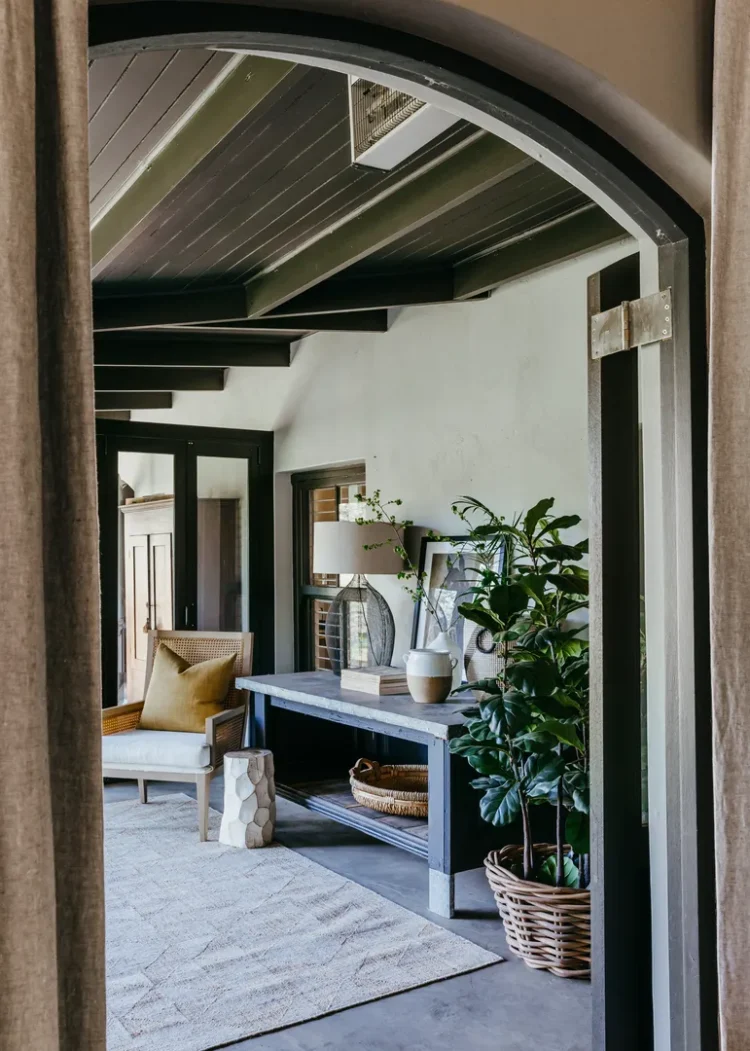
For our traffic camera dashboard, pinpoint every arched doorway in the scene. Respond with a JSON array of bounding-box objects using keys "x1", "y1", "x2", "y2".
[{"x1": 89, "y1": 7, "x2": 715, "y2": 1049}]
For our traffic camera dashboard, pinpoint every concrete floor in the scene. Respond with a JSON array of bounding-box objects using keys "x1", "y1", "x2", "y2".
[{"x1": 104, "y1": 777, "x2": 591, "y2": 1051}]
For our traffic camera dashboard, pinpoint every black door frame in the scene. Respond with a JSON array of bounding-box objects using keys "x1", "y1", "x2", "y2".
[
  {"x1": 96, "y1": 419, "x2": 275, "y2": 707},
  {"x1": 89, "y1": 10, "x2": 714, "y2": 1049}
]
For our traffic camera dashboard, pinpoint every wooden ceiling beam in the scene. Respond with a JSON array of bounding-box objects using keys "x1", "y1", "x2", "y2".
[
  {"x1": 95, "y1": 392, "x2": 173, "y2": 410},
  {"x1": 188, "y1": 310, "x2": 390, "y2": 333},
  {"x1": 94, "y1": 367, "x2": 226, "y2": 391},
  {"x1": 95, "y1": 410, "x2": 132, "y2": 421},
  {"x1": 266, "y1": 271, "x2": 458, "y2": 316},
  {"x1": 452, "y1": 207, "x2": 628, "y2": 299},
  {"x1": 91, "y1": 278, "x2": 473, "y2": 330},
  {"x1": 94, "y1": 337, "x2": 290, "y2": 367},
  {"x1": 244, "y1": 133, "x2": 531, "y2": 318},
  {"x1": 91, "y1": 56, "x2": 294, "y2": 277},
  {"x1": 94, "y1": 287, "x2": 247, "y2": 332}
]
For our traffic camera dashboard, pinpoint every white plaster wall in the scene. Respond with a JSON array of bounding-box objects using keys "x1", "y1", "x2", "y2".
[
  {"x1": 133, "y1": 238, "x2": 634, "y2": 668},
  {"x1": 118, "y1": 450, "x2": 174, "y2": 498}
]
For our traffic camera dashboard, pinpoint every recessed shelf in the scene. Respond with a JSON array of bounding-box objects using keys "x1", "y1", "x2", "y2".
[{"x1": 277, "y1": 778, "x2": 429, "y2": 859}]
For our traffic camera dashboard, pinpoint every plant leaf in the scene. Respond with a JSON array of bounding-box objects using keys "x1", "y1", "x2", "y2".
[
  {"x1": 524, "y1": 752, "x2": 565, "y2": 798},
  {"x1": 566, "y1": 811, "x2": 590, "y2": 854},
  {"x1": 541, "y1": 543, "x2": 585, "y2": 562},
  {"x1": 468, "y1": 751, "x2": 513, "y2": 776},
  {"x1": 538, "y1": 854, "x2": 579, "y2": 887},
  {"x1": 536, "y1": 515, "x2": 582, "y2": 538},
  {"x1": 532, "y1": 695, "x2": 576, "y2": 719},
  {"x1": 546, "y1": 573, "x2": 589, "y2": 596},
  {"x1": 457, "y1": 603, "x2": 501, "y2": 633},
  {"x1": 523, "y1": 498, "x2": 555, "y2": 536},
  {"x1": 518, "y1": 574, "x2": 548, "y2": 605},
  {"x1": 488, "y1": 583, "x2": 529, "y2": 621},
  {"x1": 479, "y1": 782, "x2": 521, "y2": 826},
  {"x1": 536, "y1": 718, "x2": 584, "y2": 750},
  {"x1": 506, "y1": 660, "x2": 557, "y2": 696}
]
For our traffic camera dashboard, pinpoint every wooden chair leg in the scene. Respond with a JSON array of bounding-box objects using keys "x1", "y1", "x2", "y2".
[
  {"x1": 138, "y1": 778, "x2": 148, "y2": 804},
  {"x1": 197, "y1": 775, "x2": 210, "y2": 842}
]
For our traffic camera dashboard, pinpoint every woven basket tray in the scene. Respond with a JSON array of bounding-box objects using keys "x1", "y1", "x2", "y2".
[
  {"x1": 485, "y1": 845, "x2": 591, "y2": 979},
  {"x1": 349, "y1": 758, "x2": 428, "y2": 818}
]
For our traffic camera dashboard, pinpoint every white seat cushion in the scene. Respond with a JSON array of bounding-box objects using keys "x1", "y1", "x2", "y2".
[{"x1": 102, "y1": 729, "x2": 210, "y2": 770}]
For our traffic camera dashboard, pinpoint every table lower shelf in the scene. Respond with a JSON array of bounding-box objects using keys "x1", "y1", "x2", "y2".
[{"x1": 277, "y1": 778, "x2": 429, "y2": 859}]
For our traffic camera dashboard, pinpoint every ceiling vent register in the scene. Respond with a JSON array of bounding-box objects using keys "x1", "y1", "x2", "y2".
[{"x1": 348, "y1": 77, "x2": 460, "y2": 171}]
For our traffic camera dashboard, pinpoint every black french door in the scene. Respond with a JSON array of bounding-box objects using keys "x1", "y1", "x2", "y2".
[
  {"x1": 96, "y1": 420, "x2": 274, "y2": 708},
  {"x1": 588, "y1": 254, "x2": 652, "y2": 1048}
]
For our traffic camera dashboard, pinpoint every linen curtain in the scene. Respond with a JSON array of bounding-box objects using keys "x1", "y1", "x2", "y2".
[
  {"x1": 712, "y1": 2, "x2": 750, "y2": 1048},
  {"x1": 0, "y1": 0, "x2": 105, "y2": 1047}
]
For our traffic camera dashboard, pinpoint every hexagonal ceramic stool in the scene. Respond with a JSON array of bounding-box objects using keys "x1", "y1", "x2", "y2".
[{"x1": 219, "y1": 749, "x2": 276, "y2": 848}]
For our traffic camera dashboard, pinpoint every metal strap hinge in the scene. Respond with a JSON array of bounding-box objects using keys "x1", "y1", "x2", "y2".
[{"x1": 590, "y1": 288, "x2": 672, "y2": 359}]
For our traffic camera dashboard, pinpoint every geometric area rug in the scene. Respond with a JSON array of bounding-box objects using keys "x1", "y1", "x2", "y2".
[{"x1": 105, "y1": 794, "x2": 502, "y2": 1051}]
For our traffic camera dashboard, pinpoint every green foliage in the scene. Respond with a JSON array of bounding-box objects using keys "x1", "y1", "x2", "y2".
[
  {"x1": 538, "y1": 854, "x2": 580, "y2": 888},
  {"x1": 447, "y1": 496, "x2": 590, "y2": 887}
]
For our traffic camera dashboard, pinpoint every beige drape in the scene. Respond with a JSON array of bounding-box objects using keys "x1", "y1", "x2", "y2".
[
  {"x1": 712, "y1": 2, "x2": 750, "y2": 1048},
  {"x1": 0, "y1": 0, "x2": 105, "y2": 1047}
]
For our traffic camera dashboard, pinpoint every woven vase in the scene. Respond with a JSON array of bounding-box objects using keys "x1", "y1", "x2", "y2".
[{"x1": 484, "y1": 844, "x2": 591, "y2": 979}]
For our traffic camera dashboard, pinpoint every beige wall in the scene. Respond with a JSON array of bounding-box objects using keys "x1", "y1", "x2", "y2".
[{"x1": 100, "y1": 0, "x2": 711, "y2": 214}]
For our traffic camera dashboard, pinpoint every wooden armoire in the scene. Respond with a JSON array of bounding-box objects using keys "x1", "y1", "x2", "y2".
[
  {"x1": 120, "y1": 497, "x2": 174, "y2": 702},
  {"x1": 119, "y1": 495, "x2": 242, "y2": 702}
]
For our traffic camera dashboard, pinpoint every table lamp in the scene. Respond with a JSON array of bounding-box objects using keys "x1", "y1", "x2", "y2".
[{"x1": 313, "y1": 521, "x2": 403, "y2": 675}]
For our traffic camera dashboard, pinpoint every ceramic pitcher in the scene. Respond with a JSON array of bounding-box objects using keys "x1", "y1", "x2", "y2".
[{"x1": 403, "y1": 648, "x2": 457, "y2": 704}]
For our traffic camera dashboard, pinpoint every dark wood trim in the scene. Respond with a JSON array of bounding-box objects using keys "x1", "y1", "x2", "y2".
[
  {"x1": 267, "y1": 270, "x2": 456, "y2": 316},
  {"x1": 588, "y1": 255, "x2": 650, "y2": 1050},
  {"x1": 290, "y1": 462, "x2": 366, "y2": 490},
  {"x1": 94, "y1": 287, "x2": 247, "y2": 331},
  {"x1": 192, "y1": 310, "x2": 390, "y2": 333},
  {"x1": 95, "y1": 409, "x2": 132, "y2": 421},
  {"x1": 95, "y1": 391, "x2": 173, "y2": 410},
  {"x1": 453, "y1": 207, "x2": 626, "y2": 299},
  {"x1": 94, "y1": 338, "x2": 291, "y2": 367},
  {"x1": 95, "y1": 418, "x2": 273, "y2": 448},
  {"x1": 91, "y1": 273, "x2": 486, "y2": 330},
  {"x1": 94, "y1": 366, "x2": 226, "y2": 391}
]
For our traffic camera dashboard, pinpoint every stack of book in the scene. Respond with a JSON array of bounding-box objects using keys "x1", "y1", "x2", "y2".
[{"x1": 340, "y1": 665, "x2": 408, "y2": 696}]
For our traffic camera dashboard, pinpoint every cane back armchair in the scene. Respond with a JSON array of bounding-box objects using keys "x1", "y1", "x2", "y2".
[{"x1": 102, "y1": 630, "x2": 253, "y2": 840}]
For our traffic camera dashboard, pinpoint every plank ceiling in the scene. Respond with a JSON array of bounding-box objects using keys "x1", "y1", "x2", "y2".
[
  {"x1": 89, "y1": 50, "x2": 233, "y2": 220},
  {"x1": 89, "y1": 49, "x2": 625, "y2": 409}
]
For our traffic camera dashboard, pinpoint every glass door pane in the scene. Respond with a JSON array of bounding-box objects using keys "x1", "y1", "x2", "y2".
[
  {"x1": 117, "y1": 451, "x2": 175, "y2": 703},
  {"x1": 196, "y1": 456, "x2": 249, "y2": 631}
]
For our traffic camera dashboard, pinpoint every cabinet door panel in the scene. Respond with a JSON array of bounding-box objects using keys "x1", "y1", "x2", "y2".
[
  {"x1": 150, "y1": 531, "x2": 174, "y2": 631},
  {"x1": 125, "y1": 533, "x2": 149, "y2": 702}
]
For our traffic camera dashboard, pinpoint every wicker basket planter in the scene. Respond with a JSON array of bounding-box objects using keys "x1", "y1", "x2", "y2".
[
  {"x1": 349, "y1": 758, "x2": 428, "y2": 818},
  {"x1": 485, "y1": 844, "x2": 591, "y2": 979}
]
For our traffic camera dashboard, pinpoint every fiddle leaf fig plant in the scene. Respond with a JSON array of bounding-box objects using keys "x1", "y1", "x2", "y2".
[{"x1": 448, "y1": 496, "x2": 590, "y2": 888}]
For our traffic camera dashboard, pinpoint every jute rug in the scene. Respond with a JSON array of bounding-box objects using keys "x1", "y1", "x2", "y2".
[{"x1": 105, "y1": 794, "x2": 502, "y2": 1051}]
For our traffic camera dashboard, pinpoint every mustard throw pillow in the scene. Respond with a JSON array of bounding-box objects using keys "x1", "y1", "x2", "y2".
[{"x1": 139, "y1": 644, "x2": 237, "y2": 733}]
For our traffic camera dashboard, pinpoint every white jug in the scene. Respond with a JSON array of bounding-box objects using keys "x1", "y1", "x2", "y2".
[{"x1": 402, "y1": 648, "x2": 457, "y2": 704}]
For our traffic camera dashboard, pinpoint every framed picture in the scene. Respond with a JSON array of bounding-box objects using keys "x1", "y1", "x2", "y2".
[{"x1": 411, "y1": 536, "x2": 505, "y2": 682}]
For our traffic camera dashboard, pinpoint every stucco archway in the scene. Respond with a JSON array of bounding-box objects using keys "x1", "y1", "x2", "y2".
[{"x1": 88, "y1": 7, "x2": 715, "y2": 1049}]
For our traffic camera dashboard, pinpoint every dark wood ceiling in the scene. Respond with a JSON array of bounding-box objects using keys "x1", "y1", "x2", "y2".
[
  {"x1": 89, "y1": 49, "x2": 232, "y2": 220},
  {"x1": 89, "y1": 49, "x2": 626, "y2": 408},
  {"x1": 93, "y1": 63, "x2": 478, "y2": 290}
]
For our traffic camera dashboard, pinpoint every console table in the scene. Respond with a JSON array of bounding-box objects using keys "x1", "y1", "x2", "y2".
[{"x1": 236, "y1": 671, "x2": 495, "y2": 917}]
